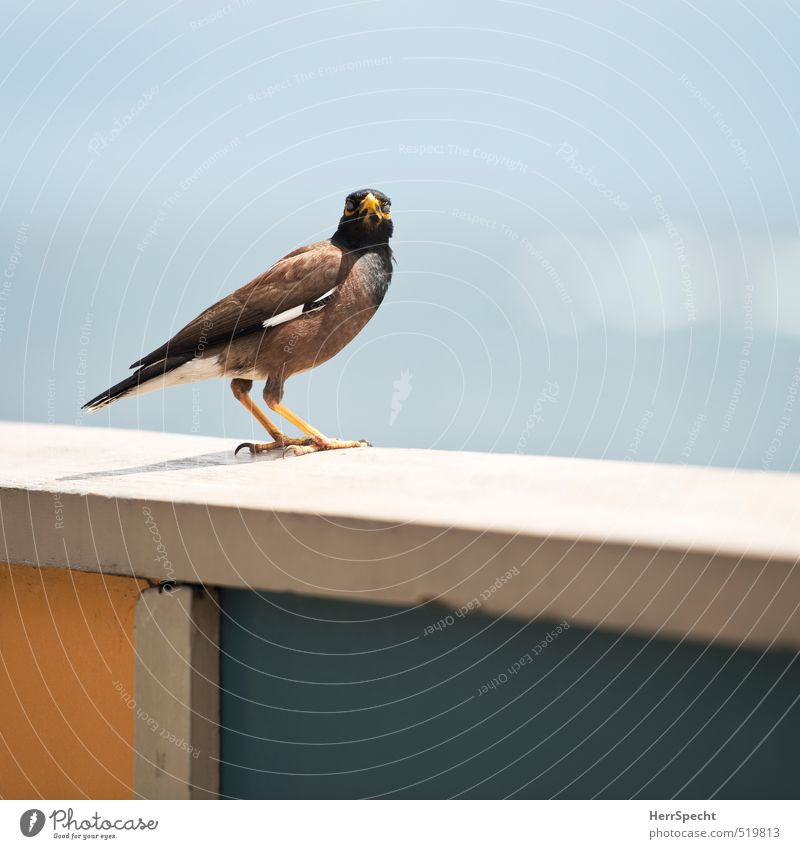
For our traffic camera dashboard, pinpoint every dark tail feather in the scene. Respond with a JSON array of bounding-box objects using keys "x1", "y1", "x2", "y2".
[{"x1": 82, "y1": 355, "x2": 192, "y2": 412}]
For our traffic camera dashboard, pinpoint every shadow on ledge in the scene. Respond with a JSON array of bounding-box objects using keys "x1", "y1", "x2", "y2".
[{"x1": 57, "y1": 449, "x2": 288, "y2": 481}]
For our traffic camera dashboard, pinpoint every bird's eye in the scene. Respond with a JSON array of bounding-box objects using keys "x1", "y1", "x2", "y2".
[
  {"x1": 381, "y1": 201, "x2": 391, "y2": 213},
  {"x1": 345, "y1": 199, "x2": 356, "y2": 212}
]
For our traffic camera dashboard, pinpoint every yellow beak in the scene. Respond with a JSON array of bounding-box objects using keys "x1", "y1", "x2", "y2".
[{"x1": 358, "y1": 192, "x2": 385, "y2": 224}]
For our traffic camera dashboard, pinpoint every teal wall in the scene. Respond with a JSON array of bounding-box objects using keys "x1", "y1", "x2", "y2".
[{"x1": 220, "y1": 590, "x2": 799, "y2": 799}]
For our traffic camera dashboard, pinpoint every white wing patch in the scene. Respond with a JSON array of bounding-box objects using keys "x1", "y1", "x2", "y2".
[
  {"x1": 262, "y1": 304, "x2": 303, "y2": 329},
  {"x1": 262, "y1": 286, "x2": 338, "y2": 329}
]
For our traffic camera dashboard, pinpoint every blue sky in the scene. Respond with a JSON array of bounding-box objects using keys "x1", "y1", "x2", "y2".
[{"x1": 2, "y1": 0, "x2": 800, "y2": 468}]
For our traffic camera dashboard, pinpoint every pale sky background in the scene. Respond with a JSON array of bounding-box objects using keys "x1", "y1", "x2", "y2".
[{"x1": 2, "y1": 0, "x2": 800, "y2": 469}]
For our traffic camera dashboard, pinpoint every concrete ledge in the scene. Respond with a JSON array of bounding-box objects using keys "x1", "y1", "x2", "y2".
[{"x1": 1, "y1": 421, "x2": 799, "y2": 649}]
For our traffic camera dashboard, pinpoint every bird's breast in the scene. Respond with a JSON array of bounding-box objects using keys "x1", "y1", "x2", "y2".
[{"x1": 256, "y1": 248, "x2": 392, "y2": 379}]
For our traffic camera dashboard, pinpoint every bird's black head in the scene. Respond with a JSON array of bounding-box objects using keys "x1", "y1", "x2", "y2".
[{"x1": 333, "y1": 188, "x2": 393, "y2": 249}]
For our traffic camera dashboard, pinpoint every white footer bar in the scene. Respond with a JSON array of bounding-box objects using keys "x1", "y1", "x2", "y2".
[{"x1": 1, "y1": 800, "x2": 796, "y2": 847}]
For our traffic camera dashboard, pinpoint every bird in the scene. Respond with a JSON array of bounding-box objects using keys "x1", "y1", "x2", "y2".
[{"x1": 83, "y1": 188, "x2": 394, "y2": 456}]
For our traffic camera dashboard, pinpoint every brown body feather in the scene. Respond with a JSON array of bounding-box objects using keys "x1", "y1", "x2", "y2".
[
  {"x1": 210, "y1": 242, "x2": 390, "y2": 404},
  {"x1": 130, "y1": 240, "x2": 347, "y2": 369},
  {"x1": 83, "y1": 187, "x2": 394, "y2": 416}
]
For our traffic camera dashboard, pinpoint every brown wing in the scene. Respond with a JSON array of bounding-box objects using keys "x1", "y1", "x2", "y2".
[{"x1": 130, "y1": 240, "x2": 344, "y2": 369}]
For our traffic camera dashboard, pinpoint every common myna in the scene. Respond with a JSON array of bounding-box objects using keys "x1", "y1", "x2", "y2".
[{"x1": 84, "y1": 188, "x2": 394, "y2": 456}]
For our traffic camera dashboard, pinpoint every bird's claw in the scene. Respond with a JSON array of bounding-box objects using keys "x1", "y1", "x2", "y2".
[
  {"x1": 235, "y1": 438, "x2": 314, "y2": 456},
  {"x1": 236, "y1": 436, "x2": 370, "y2": 457},
  {"x1": 283, "y1": 437, "x2": 372, "y2": 456}
]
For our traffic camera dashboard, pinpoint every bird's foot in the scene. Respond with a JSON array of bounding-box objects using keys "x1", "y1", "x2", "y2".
[
  {"x1": 235, "y1": 437, "x2": 314, "y2": 456},
  {"x1": 284, "y1": 436, "x2": 372, "y2": 456}
]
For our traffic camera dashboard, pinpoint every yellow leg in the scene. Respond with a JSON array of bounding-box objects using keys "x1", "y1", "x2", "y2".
[
  {"x1": 232, "y1": 387, "x2": 313, "y2": 455},
  {"x1": 269, "y1": 402, "x2": 371, "y2": 455},
  {"x1": 270, "y1": 403, "x2": 324, "y2": 438},
  {"x1": 234, "y1": 391, "x2": 284, "y2": 440}
]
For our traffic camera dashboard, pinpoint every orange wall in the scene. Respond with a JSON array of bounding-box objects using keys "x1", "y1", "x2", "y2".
[{"x1": 0, "y1": 562, "x2": 147, "y2": 799}]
